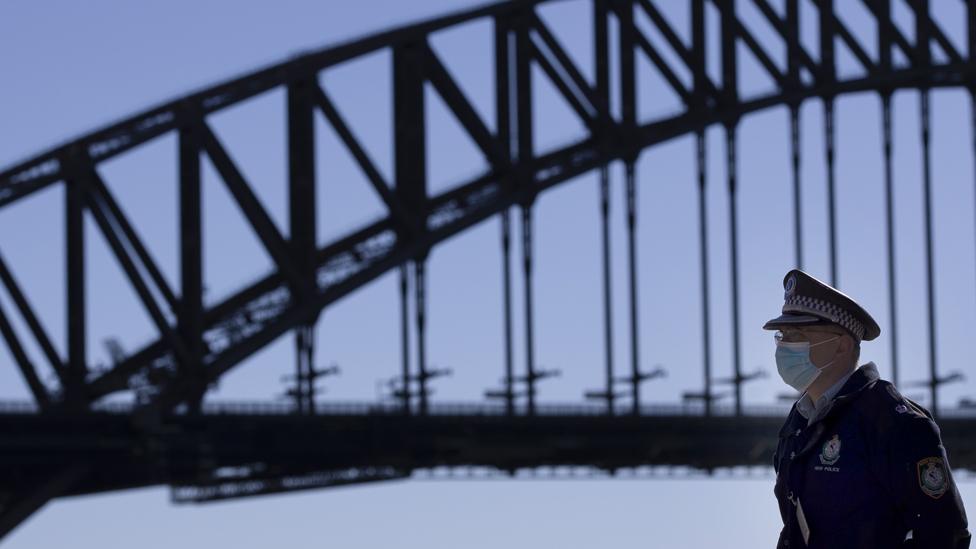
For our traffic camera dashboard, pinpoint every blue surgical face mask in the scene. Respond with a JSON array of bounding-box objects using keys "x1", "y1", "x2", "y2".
[{"x1": 775, "y1": 335, "x2": 841, "y2": 392}]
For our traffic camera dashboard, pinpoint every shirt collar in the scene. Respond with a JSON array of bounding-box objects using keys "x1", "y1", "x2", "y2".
[
  {"x1": 795, "y1": 362, "x2": 871, "y2": 422},
  {"x1": 836, "y1": 361, "x2": 879, "y2": 398}
]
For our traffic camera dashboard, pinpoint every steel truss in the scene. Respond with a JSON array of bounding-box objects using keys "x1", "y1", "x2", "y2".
[{"x1": 2, "y1": 0, "x2": 976, "y2": 540}]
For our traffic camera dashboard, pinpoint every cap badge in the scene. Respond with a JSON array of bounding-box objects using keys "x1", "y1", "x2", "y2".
[{"x1": 784, "y1": 274, "x2": 797, "y2": 297}]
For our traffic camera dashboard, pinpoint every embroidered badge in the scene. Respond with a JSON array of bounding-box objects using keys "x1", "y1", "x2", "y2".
[
  {"x1": 918, "y1": 457, "x2": 948, "y2": 499},
  {"x1": 820, "y1": 434, "x2": 842, "y2": 466},
  {"x1": 785, "y1": 274, "x2": 797, "y2": 297},
  {"x1": 895, "y1": 404, "x2": 908, "y2": 414}
]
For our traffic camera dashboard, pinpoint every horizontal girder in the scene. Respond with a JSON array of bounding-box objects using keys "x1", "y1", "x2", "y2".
[{"x1": 2, "y1": 405, "x2": 976, "y2": 500}]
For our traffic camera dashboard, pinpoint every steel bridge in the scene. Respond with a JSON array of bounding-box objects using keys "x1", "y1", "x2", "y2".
[{"x1": 3, "y1": 0, "x2": 976, "y2": 540}]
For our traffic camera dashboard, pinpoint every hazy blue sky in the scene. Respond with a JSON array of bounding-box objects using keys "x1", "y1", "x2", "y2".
[{"x1": 3, "y1": 0, "x2": 976, "y2": 547}]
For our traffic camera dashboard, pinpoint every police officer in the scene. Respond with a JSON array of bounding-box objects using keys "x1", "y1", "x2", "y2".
[{"x1": 765, "y1": 269, "x2": 970, "y2": 548}]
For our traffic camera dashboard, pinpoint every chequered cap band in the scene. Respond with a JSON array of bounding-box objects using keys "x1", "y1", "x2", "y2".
[{"x1": 784, "y1": 294, "x2": 866, "y2": 340}]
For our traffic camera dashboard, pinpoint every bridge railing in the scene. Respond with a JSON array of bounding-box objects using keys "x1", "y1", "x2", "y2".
[
  {"x1": 0, "y1": 399, "x2": 792, "y2": 417},
  {"x1": 11, "y1": 399, "x2": 976, "y2": 418}
]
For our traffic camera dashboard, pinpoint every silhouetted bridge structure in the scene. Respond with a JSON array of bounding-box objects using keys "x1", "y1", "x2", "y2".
[
  {"x1": 4, "y1": 0, "x2": 976, "y2": 540},
  {"x1": 4, "y1": 401, "x2": 976, "y2": 504}
]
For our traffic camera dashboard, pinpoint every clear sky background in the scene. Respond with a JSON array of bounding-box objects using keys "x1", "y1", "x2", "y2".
[{"x1": 3, "y1": 0, "x2": 976, "y2": 547}]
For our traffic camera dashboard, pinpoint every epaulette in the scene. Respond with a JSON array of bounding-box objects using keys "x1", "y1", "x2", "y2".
[{"x1": 876, "y1": 380, "x2": 931, "y2": 420}]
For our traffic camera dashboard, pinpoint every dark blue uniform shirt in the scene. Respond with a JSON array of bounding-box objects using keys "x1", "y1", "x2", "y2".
[{"x1": 774, "y1": 362, "x2": 970, "y2": 548}]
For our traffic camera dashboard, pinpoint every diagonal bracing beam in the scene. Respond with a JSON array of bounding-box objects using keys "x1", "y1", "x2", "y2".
[
  {"x1": 198, "y1": 123, "x2": 305, "y2": 291},
  {"x1": 85, "y1": 169, "x2": 191, "y2": 367},
  {"x1": 422, "y1": 43, "x2": 506, "y2": 165},
  {"x1": 0, "y1": 300, "x2": 50, "y2": 407},
  {"x1": 0, "y1": 252, "x2": 63, "y2": 381},
  {"x1": 310, "y1": 83, "x2": 414, "y2": 230}
]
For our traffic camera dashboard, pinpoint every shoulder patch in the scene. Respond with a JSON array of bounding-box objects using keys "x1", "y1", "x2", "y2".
[{"x1": 918, "y1": 457, "x2": 948, "y2": 499}]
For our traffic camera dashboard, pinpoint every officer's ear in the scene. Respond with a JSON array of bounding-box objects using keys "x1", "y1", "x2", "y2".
[{"x1": 838, "y1": 333, "x2": 854, "y2": 355}]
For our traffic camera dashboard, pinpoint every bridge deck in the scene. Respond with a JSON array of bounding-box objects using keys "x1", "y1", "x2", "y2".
[{"x1": 3, "y1": 402, "x2": 976, "y2": 504}]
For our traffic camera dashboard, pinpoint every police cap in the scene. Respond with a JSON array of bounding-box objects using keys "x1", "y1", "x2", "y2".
[{"x1": 762, "y1": 269, "x2": 880, "y2": 342}]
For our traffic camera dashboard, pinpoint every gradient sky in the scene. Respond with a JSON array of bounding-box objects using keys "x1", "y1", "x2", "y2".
[{"x1": 3, "y1": 0, "x2": 976, "y2": 547}]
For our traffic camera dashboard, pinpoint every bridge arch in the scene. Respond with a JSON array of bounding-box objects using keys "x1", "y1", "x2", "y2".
[{"x1": 0, "y1": 0, "x2": 972, "y2": 412}]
